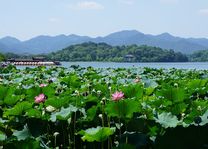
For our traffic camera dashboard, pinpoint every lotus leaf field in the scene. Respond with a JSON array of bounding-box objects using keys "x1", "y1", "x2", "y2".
[{"x1": 0, "y1": 65, "x2": 208, "y2": 149}]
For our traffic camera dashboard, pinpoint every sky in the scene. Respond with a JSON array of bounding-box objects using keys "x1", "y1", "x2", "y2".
[{"x1": 0, "y1": 0, "x2": 208, "y2": 40}]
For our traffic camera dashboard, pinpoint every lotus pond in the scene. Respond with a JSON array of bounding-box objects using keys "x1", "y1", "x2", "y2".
[{"x1": 0, "y1": 65, "x2": 208, "y2": 149}]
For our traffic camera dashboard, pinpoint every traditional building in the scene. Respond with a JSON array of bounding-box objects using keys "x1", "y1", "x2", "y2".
[{"x1": 124, "y1": 54, "x2": 134, "y2": 62}]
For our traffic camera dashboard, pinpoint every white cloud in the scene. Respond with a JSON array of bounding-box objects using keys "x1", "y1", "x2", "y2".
[
  {"x1": 69, "y1": 1, "x2": 104, "y2": 10},
  {"x1": 119, "y1": 0, "x2": 134, "y2": 5},
  {"x1": 159, "y1": 0, "x2": 179, "y2": 4},
  {"x1": 48, "y1": 18, "x2": 59, "y2": 23},
  {"x1": 199, "y1": 9, "x2": 208, "y2": 16}
]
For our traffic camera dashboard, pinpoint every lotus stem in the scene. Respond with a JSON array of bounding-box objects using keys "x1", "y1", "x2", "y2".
[
  {"x1": 102, "y1": 141, "x2": 104, "y2": 149},
  {"x1": 73, "y1": 112, "x2": 76, "y2": 149},
  {"x1": 125, "y1": 122, "x2": 128, "y2": 144},
  {"x1": 107, "y1": 116, "x2": 111, "y2": 149},
  {"x1": 54, "y1": 136, "x2": 57, "y2": 147}
]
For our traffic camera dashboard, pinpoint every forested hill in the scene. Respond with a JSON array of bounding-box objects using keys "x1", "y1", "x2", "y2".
[
  {"x1": 0, "y1": 53, "x2": 5, "y2": 61},
  {"x1": 189, "y1": 50, "x2": 208, "y2": 62},
  {"x1": 47, "y1": 42, "x2": 188, "y2": 62}
]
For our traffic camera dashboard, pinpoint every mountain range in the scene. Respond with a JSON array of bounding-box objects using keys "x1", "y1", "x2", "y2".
[{"x1": 0, "y1": 30, "x2": 208, "y2": 54}]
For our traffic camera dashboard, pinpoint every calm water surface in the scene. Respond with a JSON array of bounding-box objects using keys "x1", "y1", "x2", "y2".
[{"x1": 16, "y1": 62, "x2": 208, "y2": 70}]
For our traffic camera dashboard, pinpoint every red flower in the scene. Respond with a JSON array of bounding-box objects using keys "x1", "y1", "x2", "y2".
[
  {"x1": 35, "y1": 93, "x2": 46, "y2": 103},
  {"x1": 112, "y1": 91, "x2": 124, "y2": 101}
]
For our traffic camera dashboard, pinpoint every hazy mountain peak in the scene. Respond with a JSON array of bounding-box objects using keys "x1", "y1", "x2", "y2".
[
  {"x1": 110, "y1": 30, "x2": 142, "y2": 35},
  {"x1": 1, "y1": 30, "x2": 208, "y2": 54},
  {"x1": 0, "y1": 36, "x2": 21, "y2": 44},
  {"x1": 105, "y1": 30, "x2": 144, "y2": 39},
  {"x1": 158, "y1": 32, "x2": 173, "y2": 37},
  {"x1": 55, "y1": 34, "x2": 67, "y2": 38},
  {"x1": 68, "y1": 34, "x2": 80, "y2": 37},
  {"x1": 155, "y1": 32, "x2": 180, "y2": 42}
]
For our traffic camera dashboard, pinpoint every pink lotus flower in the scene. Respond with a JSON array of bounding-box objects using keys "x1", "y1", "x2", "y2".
[
  {"x1": 39, "y1": 84, "x2": 47, "y2": 87},
  {"x1": 35, "y1": 94, "x2": 46, "y2": 103},
  {"x1": 112, "y1": 91, "x2": 124, "y2": 101}
]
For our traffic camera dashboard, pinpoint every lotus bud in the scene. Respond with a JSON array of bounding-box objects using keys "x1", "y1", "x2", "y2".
[
  {"x1": 42, "y1": 110, "x2": 45, "y2": 116},
  {"x1": 102, "y1": 97, "x2": 106, "y2": 101},
  {"x1": 174, "y1": 83, "x2": 178, "y2": 87},
  {"x1": 114, "y1": 141, "x2": 119, "y2": 146},
  {"x1": 67, "y1": 118, "x2": 71, "y2": 124},
  {"x1": 98, "y1": 114, "x2": 103, "y2": 119},
  {"x1": 181, "y1": 113, "x2": 185, "y2": 117},
  {"x1": 53, "y1": 132, "x2": 60, "y2": 137},
  {"x1": 100, "y1": 100, "x2": 104, "y2": 105},
  {"x1": 75, "y1": 90, "x2": 80, "y2": 96},
  {"x1": 92, "y1": 89, "x2": 96, "y2": 93},
  {"x1": 34, "y1": 105, "x2": 38, "y2": 109},
  {"x1": 197, "y1": 106, "x2": 202, "y2": 111},
  {"x1": 74, "y1": 90, "x2": 79, "y2": 94},
  {"x1": 46, "y1": 105, "x2": 56, "y2": 112},
  {"x1": 97, "y1": 90, "x2": 101, "y2": 95}
]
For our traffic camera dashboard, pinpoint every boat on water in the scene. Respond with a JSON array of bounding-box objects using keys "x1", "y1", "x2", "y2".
[{"x1": 5, "y1": 57, "x2": 61, "y2": 66}]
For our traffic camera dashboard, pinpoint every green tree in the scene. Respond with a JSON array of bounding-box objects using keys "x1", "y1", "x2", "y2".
[{"x1": 0, "y1": 53, "x2": 5, "y2": 62}]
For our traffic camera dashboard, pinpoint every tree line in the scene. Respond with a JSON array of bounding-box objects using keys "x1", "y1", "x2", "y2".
[
  {"x1": 47, "y1": 42, "x2": 188, "y2": 62},
  {"x1": 1, "y1": 42, "x2": 208, "y2": 62},
  {"x1": 189, "y1": 50, "x2": 208, "y2": 62}
]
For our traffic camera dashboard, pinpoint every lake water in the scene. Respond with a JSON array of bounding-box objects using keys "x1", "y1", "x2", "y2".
[{"x1": 16, "y1": 62, "x2": 208, "y2": 70}]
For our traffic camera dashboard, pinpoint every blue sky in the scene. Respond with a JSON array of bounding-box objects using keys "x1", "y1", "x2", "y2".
[{"x1": 0, "y1": 0, "x2": 208, "y2": 40}]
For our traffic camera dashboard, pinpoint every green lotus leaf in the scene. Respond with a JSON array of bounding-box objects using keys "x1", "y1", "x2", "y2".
[
  {"x1": 4, "y1": 101, "x2": 33, "y2": 117},
  {"x1": 0, "y1": 85, "x2": 8, "y2": 105},
  {"x1": 26, "y1": 109, "x2": 42, "y2": 118},
  {"x1": 156, "y1": 87, "x2": 186, "y2": 103},
  {"x1": 86, "y1": 106, "x2": 97, "y2": 121},
  {"x1": 143, "y1": 79, "x2": 158, "y2": 89},
  {"x1": 121, "y1": 84, "x2": 143, "y2": 99},
  {"x1": 145, "y1": 87, "x2": 155, "y2": 96},
  {"x1": 61, "y1": 74, "x2": 81, "y2": 88},
  {"x1": 183, "y1": 109, "x2": 201, "y2": 124},
  {"x1": 45, "y1": 97, "x2": 69, "y2": 109},
  {"x1": 13, "y1": 126, "x2": 31, "y2": 141},
  {"x1": 78, "y1": 126, "x2": 116, "y2": 142},
  {"x1": 199, "y1": 110, "x2": 208, "y2": 126},
  {"x1": 42, "y1": 85, "x2": 56, "y2": 97},
  {"x1": 188, "y1": 79, "x2": 207, "y2": 90},
  {"x1": 105, "y1": 99, "x2": 141, "y2": 119},
  {"x1": 0, "y1": 118, "x2": 7, "y2": 124},
  {"x1": 50, "y1": 105, "x2": 78, "y2": 122},
  {"x1": 4, "y1": 94, "x2": 21, "y2": 105},
  {"x1": 0, "y1": 85, "x2": 8, "y2": 99},
  {"x1": 26, "y1": 87, "x2": 41, "y2": 102},
  {"x1": 171, "y1": 103, "x2": 188, "y2": 115},
  {"x1": 94, "y1": 84, "x2": 109, "y2": 96},
  {"x1": 154, "y1": 112, "x2": 179, "y2": 128},
  {"x1": 0, "y1": 131, "x2": 6, "y2": 141},
  {"x1": 4, "y1": 139, "x2": 42, "y2": 149}
]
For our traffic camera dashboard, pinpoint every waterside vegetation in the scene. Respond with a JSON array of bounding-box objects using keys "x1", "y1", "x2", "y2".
[{"x1": 0, "y1": 65, "x2": 208, "y2": 148}]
